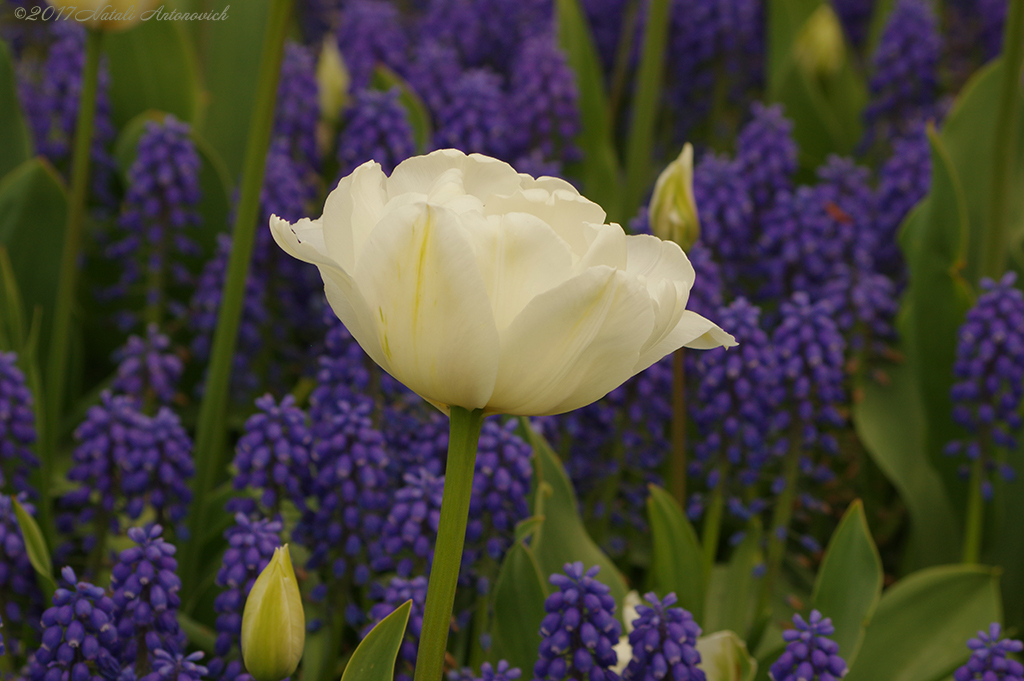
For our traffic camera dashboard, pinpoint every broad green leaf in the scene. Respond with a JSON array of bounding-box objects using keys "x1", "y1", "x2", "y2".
[
  {"x1": 0, "y1": 42, "x2": 32, "y2": 180},
  {"x1": 696, "y1": 631, "x2": 757, "y2": 681},
  {"x1": 0, "y1": 246, "x2": 26, "y2": 352},
  {"x1": 844, "y1": 566, "x2": 1002, "y2": 681},
  {"x1": 0, "y1": 158, "x2": 67, "y2": 359},
  {"x1": 514, "y1": 515, "x2": 545, "y2": 543},
  {"x1": 992, "y1": 435, "x2": 1024, "y2": 632},
  {"x1": 863, "y1": 0, "x2": 896, "y2": 58},
  {"x1": 488, "y1": 541, "x2": 550, "y2": 673},
  {"x1": 712, "y1": 520, "x2": 762, "y2": 636},
  {"x1": 12, "y1": 495, "x2": 56, "y2": 598},
  {"x1": 341, "y1": 601, "x2": 412, "y2": 681},
  {"x1": 647, "y1": 485, "x2": 705, "y2": 623},
  {"x1": 555, "y1": 0, "x2": 623, "y2": 222},
  {"x1": 371, "y1": 66, "x2": 433, "y2": 154},
  {"x1": 810, "y1": 500, "x2": 882, "y2": 667},
  {"x1": 853, "y1": 352, "x2": 960, "y2": 570},
  {"x1": 520, "y1": 419, "x2": 629, "y2": 611},
  {"x1": 105, "y1": 19, "x2": 202, "y2": 130},
  {"x1": 200, "y1": 0, "x2": 271, "y2": 180}
]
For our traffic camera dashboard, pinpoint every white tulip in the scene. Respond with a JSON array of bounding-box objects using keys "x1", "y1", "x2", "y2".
[{"x1": 271, "y1": 149, "x2": 736, "y2": 416}]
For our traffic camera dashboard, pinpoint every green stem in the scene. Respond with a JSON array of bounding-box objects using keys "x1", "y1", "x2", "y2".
[
  {"x1": 962, "y1": 456, "x2": 985, "y2": 564},
  {"x1": 982, "y1": 0, "x2": 1024, "y2": 278},
  {"x1": 43, "y1": 27, "x2": 102, "y2": 549},
  {"x1": 756, "y1": 442, "x2": 801, "y2": 618},
  {"x1": 413, "y1": 406, "x2": 485, "y2": 681},
  {"x1": 179, "y1": 0, "x2": 295, "y2": 602},
  {"x1": 670, "y1": 348, "x2": 687, "y2": 506},
  {"x1": 623, "y1": 0, "x2": 671, "y2": 220},
  {"x1": 701, "y1": 459, "x2": 728, "y2": 581}
]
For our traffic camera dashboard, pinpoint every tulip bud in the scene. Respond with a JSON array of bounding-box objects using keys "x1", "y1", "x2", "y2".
[
  {"x1": 316, "y1": 37, "x2": 350, "y2": 157},
  {"x1": 46, "y1": 0, "x2": 160, "y2": 32},
  {"x1": 649, "y1": 143, "x2": 700, "y2": 252},
  {"x1": 794, "y1": 4, "x2": 845, "y2": 79},
  {"x1": 241, "y1": 545, "x2": 305, "y2": 681}
]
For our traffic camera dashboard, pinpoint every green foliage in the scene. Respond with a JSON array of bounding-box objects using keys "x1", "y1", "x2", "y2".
[
  {"x1": 844, "y1": 566, "x2": 1002, "y2": 681},
  {"x1": 0, "y1": 42, "x2": 32, "y2": 181},
  {"x1": 703, "y1": 521, "x2": 762, "y2": 637},
  {"x1": 340, "y1": 601, "x2": 412, "y2": 681},
  {"x1": 12, "y1": 494, "x2": 56, "y2": 599},
  {"x1": 371, "y1": 66, "x2": 433, "y2": 154},
  {"x1": 647, "y1": 484, "x2": 705, "y2": 622},
  {"x1": 488, "y1": 540, "x2": 550, "y2": 673},
  {"x1": 810, "y1": 500, "x2": 882, "y2": 667}
]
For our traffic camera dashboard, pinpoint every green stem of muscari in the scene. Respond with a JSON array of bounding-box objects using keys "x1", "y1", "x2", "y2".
[
  {"x1": 413, "y1": 406, "x2": 486, "y2": 681},
  {"x1": 179, "y1": 0, "x2": 295, "y2": 603},
  {"x1": 701, "y1": 458, "x2": 728, "y2": 581},
  {"x1": 670, "y1": 348, "x2": 687, "y2": 506},
  {"x1": 42, "y1": 27, "x2": 103, "y2": 551},
  {"x1": 982, "y1": 0, "x2": 1024, "y2": 278},
  {"x1": 756, "y1": 439, "x2": 801, "y2": 618},
  {"x1": 622, "y1": 0, "x2": 671, "y2": 221},
  {"x1": 962, "y1": 455, "x2": 985, "y2": 564}
]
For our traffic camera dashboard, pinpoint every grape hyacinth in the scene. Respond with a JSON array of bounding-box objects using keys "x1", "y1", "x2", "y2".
[
  {"x1": 26, "y1": 567, "x2": 119, "y2": 681},
  {"x1": 621, "y1": 593, "x2": 704, "y2": 681},
  {"x1": 875, "y1": 125, "x2": 931, "y2": 280},
  {"x1": 534, "y1": 563, "x2": 621, "y2": 681},
  {"x1": 0, "y1": 494, "x2": 45, "y2": 660},
  {"x1": 736, "y1": 103, "x2": 797, "y2": 211},
  {"x1": 365, "y1": 576, "x2": 429, "y2": 681},
  {"x1": 308, "y1": 317, "x2": 373, "y2": 425},
  {"x1": 381, "y1": 468, "x2": 446, "y2": 578},
  {"x1": 274, "y1": 41, "x2": 320, "y2": 166},
  {"x1": 140, "y1": 650, "x2": 209, "y2": 681},
  {"x1": 109, "y1": 525, "x2": 185, "y2": 667},
  {"x1": 954, "y1": 623, "x2": 1024, "y2": 681},
  {"x1": 227, "y1": 394, "x2": 311, "y2": 516},
  {"x1": 864, "y1": 0, "x2": 940, "y2": 144},
  {"x1": 419, "y1": 0, "x2": 551, "y2": 73},
  {"x1": 451, "y1": 662, "x2": 522, "y2": 681},
  {"x1": 407, "y1": 39, "x2": 464, "y2": 117},
  {"x1": 768, "y1": 611, "x2": 847, "y2": 681},
  {"x1": 433, "y1": 68, "x2": 510, "y2": 158},
  {"x1": 110, "y1": 325, "x2": 183, "y2": 408},
  {"x1": 208, "y1": 514, "x2": 283, "y2": 681},
  {"x1": 946, "y1": 273, "x2": 1024, "y2": 500},
  {"x1": 337, "y1": 87, "x2": 417, "y2": 179},
  {"x1": 295, "y1": 398, "x2": 391, "y2": 589},
  {"x1": 335, "y1": 0, "x2": 409, "y2": 91},
  {"x1": 692, "y1": 153, "x2": 755, "y2": 288},
  {"x1": 58, "y1": 392, "x2": 194, "y2": 542},
  {"x1": 0, "y1": 351, "x2": 39, "y2": 494}
]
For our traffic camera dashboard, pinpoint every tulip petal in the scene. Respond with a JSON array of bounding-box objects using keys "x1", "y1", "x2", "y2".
[
  {"x1": 471, "y1": 212, "x2": 575, "y2": 330},
  {"x1": 388, "y1": 149, "x2": 522, "y2": 202},
  {"x1": 488, "y1": 267, "x2": 655, "y2": 416},
  {"x1": 322, "y1": 161, "x2": 388, "y2": 272},
  {"x1": 354, "y1": 202, "x2": 501, "y2": 410},
  {"x1": 483, "y1": 185, "x2": 607, "y2": 259}
]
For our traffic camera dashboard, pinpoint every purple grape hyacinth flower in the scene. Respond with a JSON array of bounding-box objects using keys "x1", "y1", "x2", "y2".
[
  {"x1": 769, "y1": 611, "x2": 847, "y2": 681},
  {"x1": 365, "y1": 576, "x2": 430, "y2": 681},
  {"x1": 337, "y1": 88, "x2": 417, "y2": 179},
  {"x1": 110, "y1": 325, "x2": 183, "y2": 407},
  {"x1": 622, "y1": 592, "x2": 705, "y2": 681},
  {"x1": 451, "y1": 661, "x2": 522, "y2": 681},
  {"x1": 0, "y1": 351, "x2": 39, "y2": 495},
  {"x1": 954, "y1": 623, "x2": 1024, "y2": 681}
]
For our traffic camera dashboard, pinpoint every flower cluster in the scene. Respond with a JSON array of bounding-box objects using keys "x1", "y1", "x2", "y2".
[
  {"x1": 451, "y1": 661, "x2": 522, "y2": 681},
  {"x1": 621, "y1": 593, "x2": 705, "y2": 681},
  {"x1": 110, "y1": 325, "x2": 184, "y2": 408},
  {"x1": 954, "y1": 623, "x2": 1024, "y2": 681},
  {"x1": 0, "y1": 495, "x2": 45, "y2": 659},
  {"x1": 946, "y1": 273, "x2": 1024, "y2": 499},
  {"x1": 769, "y1": 611, "x2": 847, "y2": 681},
  {"x1": 0, "y1": 351, "x2": 39, "y2": 495}
]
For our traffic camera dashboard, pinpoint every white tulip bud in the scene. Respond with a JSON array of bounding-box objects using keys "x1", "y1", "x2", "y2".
[
  {"x1": 241, "y1": 545, "x2": 305, "y2": 681},
  {"x1": 649, "y1": 143, "x2": 700, "y2": 252},
  {"x1": 794, "y1": 4, "x2": 845, "y2": 79}
]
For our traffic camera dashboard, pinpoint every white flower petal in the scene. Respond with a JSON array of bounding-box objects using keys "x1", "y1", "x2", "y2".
[
  {"x1": 488, "y1": 267, "x2": 655, "y2": 416},
  {"x1": 321, "y1": 161, "x2": 388, "y2": 272},
  {"x1": 353, "y1": 201, "x2": 501, "y2": 409},
  {"x1": 577, "y1": 222, "x2": 628, "y2": 272},
  {"x1": 483, "y1": 185, "x2": 607, "y2": 259},
  {"x1": 635, "y1": 310, "x2": 737, "y2": 373},
  {"x1": 387, "y1": 148, "x2": 522, "y2": 201}
]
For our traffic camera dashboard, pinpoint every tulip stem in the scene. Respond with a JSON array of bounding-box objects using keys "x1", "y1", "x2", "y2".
[
  {"x1": 670, "y1": 348, "x2": 687, "y2": 505},
  {"x1": 962, "y1": 456, "x2": 985, "y2": 564},
  {"x1": 179, "y1": 0, "x2": 295, "y2": 602},
  {"x1": 413, "y1": 406, "x2": 486, "y2": 681},
  {"x1": 43, "y1": 26, "x2": 103, "y2": 551}
]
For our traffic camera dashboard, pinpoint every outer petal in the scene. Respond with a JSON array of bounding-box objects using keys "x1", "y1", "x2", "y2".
[
  {"x1": 321, "y1": 161, "x2": 388, "y2": 272},
  {"x1": 469, "y1": 212, "x2": 575, "y2": 330},
  {"x1": 483, "y1": 186, "x2": 607, "y2": 259},
  {"x1": 387, "y1": 149, "x2": 523, "y2": 201},
  {"x1": 488, "y1": 267, "x2": 656, "y2": 416},
  {"x1": 353, "y1": 201, "x2": 501, "y2": 410}
]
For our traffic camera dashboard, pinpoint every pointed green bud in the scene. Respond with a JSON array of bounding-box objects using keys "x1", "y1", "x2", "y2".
[
  {"x1": 317, "y1": 36, "x2": 349, "y2": 124},
  {"x1": 241, "y1": 545, "x2": 305, "y2": 681},
  {"x1": 794, "y1": 4, "x2": 845, "y2": 79},
  {"x1": 649, "y1": 143, "x2": 700, "y2": 251}
]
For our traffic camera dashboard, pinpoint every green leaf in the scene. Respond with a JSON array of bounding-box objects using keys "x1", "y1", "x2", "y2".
[
  {"x1": 371, "y1": 66, "x2": 433, "y2": 154},
  {"x1": 853, "y1": 353, "x2": 960, "y2": 570},
  {"x1": 520, "y1": 419, "x2": 629, "y2": 611},
  {"x1": 555, "y1": 0, "x2": 623, "y2": 222},
  {"x1": 0, "y1": 246, "x2": 26, "y2": 352},
  {"x1": 0, "y1": 41, "x2": 32, "y2": 180},
  {"x1": 488, "y1": 541, "x2": 550, "y2": 673},
  {"x1": 0, "y1": 158, "x2": 68, "y2": 359},
  {"x1": 341, "y1": 601, "x2": 412, "y2": 681},
  {"x1": 810, "y1": 500, "x2": 882, "y2": 667},
  {"x1": 177, "y1": 612, "x2": 218, "y2": 655},
  {"x1": 104, "y1": 19, "x2": 202, "y2": 130},
  {"x1": 647, "y1": 485, "x2": 705, "y2": 623},
  {"x1": 711, "y1": 520, "x2": 763, "y2": 636},
  {"x1": 844, "y1": 566, "x2": 1002, "y2": 681},
  {"x1": 766, "y1": 0, "x2": 822, "y2": 93},
  {"x1": 12, "y1": 495, "x2": 56, "y2": 599},
  {"x1": 696, "y1": 631, "x2": 757, "y2": 681},
  {"x1": 200, "y1": 0, "x2": 271, "y2": 180},
  {"x1": 514, "y1": 515, "x2": 545, "y2": 543}
]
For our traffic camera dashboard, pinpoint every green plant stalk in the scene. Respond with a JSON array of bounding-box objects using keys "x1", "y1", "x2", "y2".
[
  {"x1": 43, "y1": 27, "x2": 103, "y2": 549},
  {"x1": 413, "y1": 406, "x2": 485, "y2": 681},
  {"x1": 756, "y1": 441, "x2": 801, "y2": 617},
  {"x1": 962, "y1": 456, "x2": 985, "y2": 564},
  {"x1": 701, "y1": 459, "x2": 728, "y2": 581},
  {"x1": 670, "y1": 348, "x2": 687, "y2": 505},
  {"x1": 622, "y1": 0, "x2": 671, "y2": 220},
  {"x1": 982, "y1": 0, "x2": 1024, "y2": 278},
  {"x1": 179, "y1": 0, "x2": 296, "y2": 601}
]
